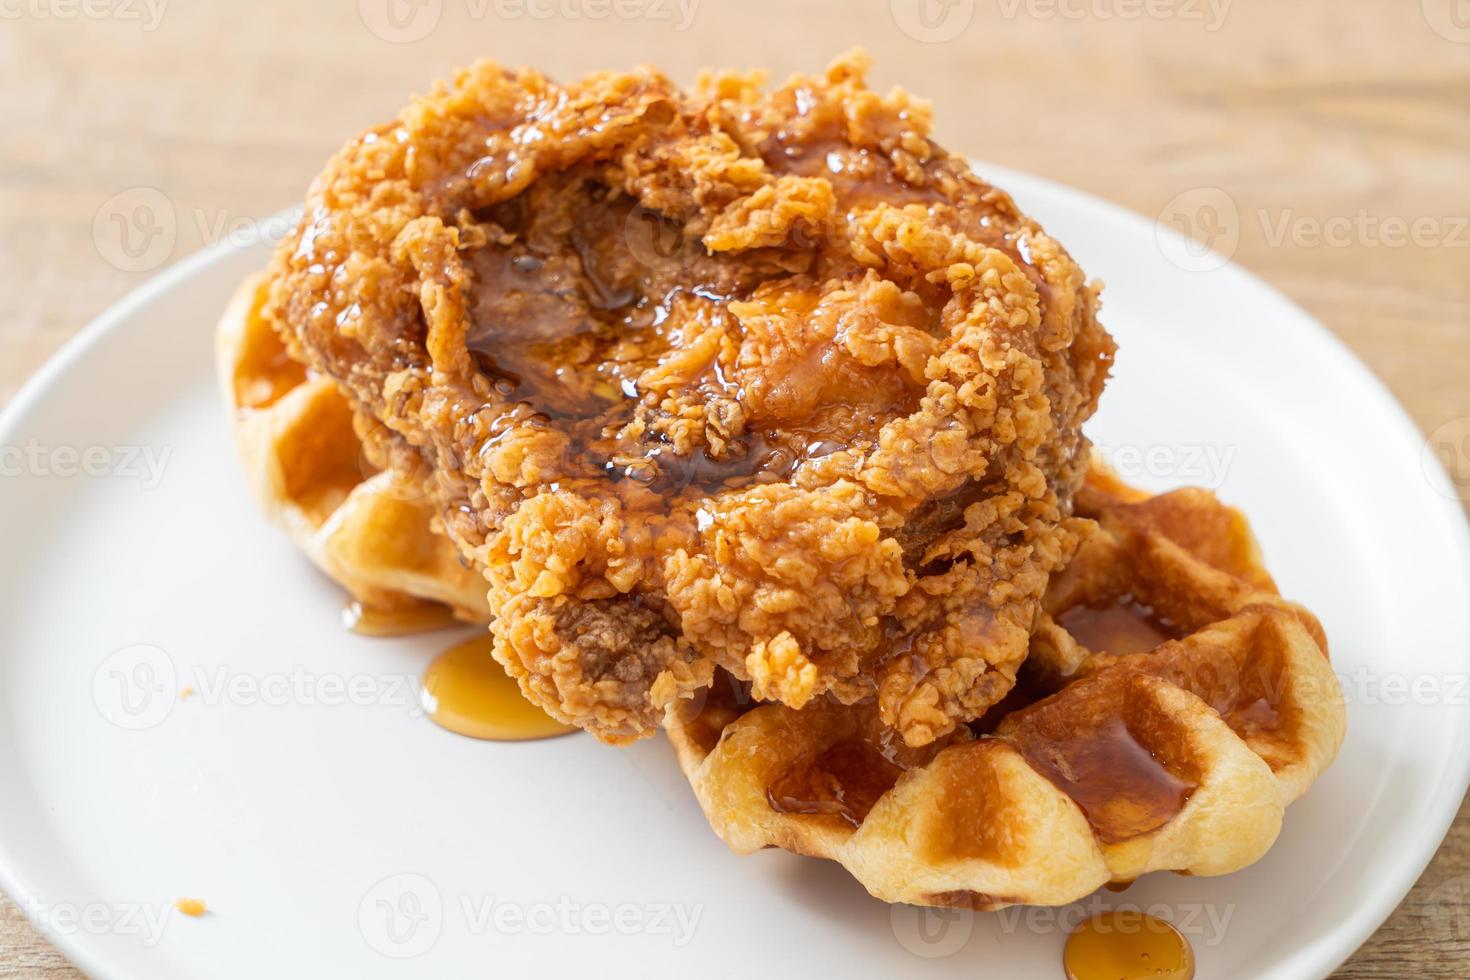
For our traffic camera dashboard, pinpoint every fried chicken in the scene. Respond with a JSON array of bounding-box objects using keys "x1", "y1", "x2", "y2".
[{"x1": 263, "y1": 51, "x2": 1114, "y2": 745}]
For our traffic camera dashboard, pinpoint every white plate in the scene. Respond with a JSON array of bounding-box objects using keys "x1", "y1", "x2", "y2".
[{"x1": 1, "y1": 165, "x2": 1467, "y2": 980}]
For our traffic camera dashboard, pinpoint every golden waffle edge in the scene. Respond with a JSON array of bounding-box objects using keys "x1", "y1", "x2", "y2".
[
  {"x1": 665, "y1": 467, "x2": 1346, "y2": 909},
  {"x1": 216, "y1": 274, "x2": 490, "y2": 626},
  {"x1": 218, "y1": 271, "x2": 1346, "y2": 910}
]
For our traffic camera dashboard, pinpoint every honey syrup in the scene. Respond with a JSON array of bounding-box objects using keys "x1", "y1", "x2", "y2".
[
  {"x1": 344, "y1": 599, "x2": 463, "y2": 637},
  {"x1": 1058, "y1": 594, "x2": 1180, "y2": 656},
  {"x1": 420, "y1": 635, "x2": 575, "y2": 742},
  {"x1": 1063, "y1": 910, "x2": 1195, "y2": 980}
]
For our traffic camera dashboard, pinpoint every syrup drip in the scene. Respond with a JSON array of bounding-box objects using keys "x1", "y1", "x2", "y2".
[
  {"x1": 767, "y1": 737, "x2": 903, "y2": 828},
  {"x1": 766, "y1": 719, "x2": 944, "y2": 828},
  {"x1": 344, "y1": 600, "x2": 463, "y2": 637},
  {"x1": 1058, "y1": 594, "x2": 1181, "y2": 656},
  {"x1": 420, "y1": 635, "x2": 576, "y2": 742},
  {"x1": 1063, "y1": 910, "x2": 1194, "y2": 980},
  {"x1": 1008, "y1": 715, "x2": 1196, "y2": 845}
]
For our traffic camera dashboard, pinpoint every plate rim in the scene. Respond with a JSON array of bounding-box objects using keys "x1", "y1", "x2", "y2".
[
  {"x1": 0, "y1": 168, "x2": 1466, "y2": 980},
  {"x1": 0, "y1": 239, "x2": 244, "y2": 980}
]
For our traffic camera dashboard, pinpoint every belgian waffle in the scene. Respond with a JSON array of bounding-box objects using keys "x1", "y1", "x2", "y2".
[
  {"x1": 664, "y1": 465, "x2": 1345, "y2": 909},
  {"x1": 216, "y1": 274, "x2": 490, "y2": 625},
  {"x1": 219, "y1": 273, "x2": 1344, "y2": 909}
]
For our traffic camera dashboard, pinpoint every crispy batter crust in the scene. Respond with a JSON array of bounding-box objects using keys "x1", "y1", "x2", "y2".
[
  {"x1": 665, "y1": 468, "x2": 1346, "y2": 908},
  {"x1": 263, "y1": 52, "x2": 1113, "y2": 743}
]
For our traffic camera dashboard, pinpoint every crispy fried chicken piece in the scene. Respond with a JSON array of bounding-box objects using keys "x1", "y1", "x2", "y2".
[{"x1": 264, "y1": 51, "x2": 1114, "y2": 745}]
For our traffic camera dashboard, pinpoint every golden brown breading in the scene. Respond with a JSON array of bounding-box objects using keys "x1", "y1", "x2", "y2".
[{"x1": 263, "y1": 51, "x2": 1114, "y2": 745}]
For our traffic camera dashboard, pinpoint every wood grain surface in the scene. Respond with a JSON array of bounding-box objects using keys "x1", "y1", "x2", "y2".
[{"x1": 0, "y1": 0, "x2": 1466, "y2": 975}]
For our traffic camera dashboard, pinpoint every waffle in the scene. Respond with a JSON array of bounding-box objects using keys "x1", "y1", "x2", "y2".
[
  {"x1": 219, "y1": 271, "x2": 1344, "y2": 909},
  {"x1": 665, "y1": 465, "x2": 1346, "y2": 909},
  {"x1": 216, "y1": 274, "x2": 490, "y2": 626}
]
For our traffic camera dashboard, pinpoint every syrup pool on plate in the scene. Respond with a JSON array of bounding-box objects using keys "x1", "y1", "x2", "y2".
[
  {"x1": 1063, "y1": 910, "x2": 1195, "y2": 980},
  {"x1": 420, "y1": 635, "x2": 576, "y2": 742}
]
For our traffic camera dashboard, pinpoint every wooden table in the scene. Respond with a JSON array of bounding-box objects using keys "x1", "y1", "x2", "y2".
[{"x1": 1, "y1": 0, "x2": 1466, "y2": 974}]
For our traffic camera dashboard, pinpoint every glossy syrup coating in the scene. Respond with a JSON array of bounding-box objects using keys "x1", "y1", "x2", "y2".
[
  {"x1": 665, "y1": 466, "x2": 1345, "y2": 910},
  {"x1": 421, "y1": 635, "x2": 577, "y2": 742},
  {"x1": 263, "y1": 51, "x2": 1114, "y2": 744},
  {"x1": 1063, "y1": 910, "x2": 1194, "y2": 980}
]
